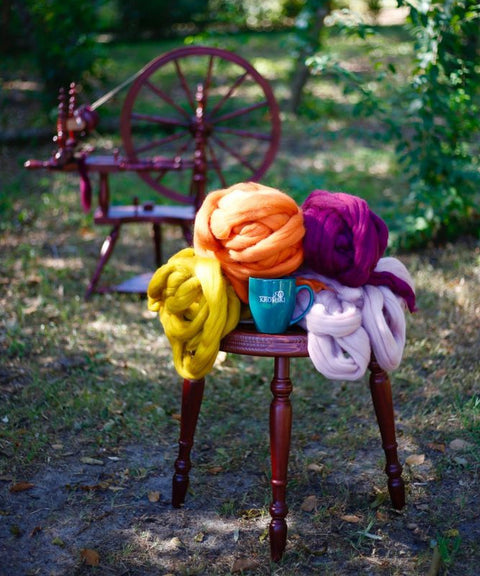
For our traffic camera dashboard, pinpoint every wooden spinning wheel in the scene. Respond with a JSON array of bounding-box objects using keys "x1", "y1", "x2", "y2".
[{"x1": 25, "y1": 46, "x2": 281, "y2": 298}]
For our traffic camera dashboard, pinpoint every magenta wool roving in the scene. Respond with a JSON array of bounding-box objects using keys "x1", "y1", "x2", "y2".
[{"x1": 302, "y1": 190, "x2": 416, "y2": 312}]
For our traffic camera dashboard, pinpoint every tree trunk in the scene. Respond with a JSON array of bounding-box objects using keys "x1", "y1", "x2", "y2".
[{"x1": 289, "y1": 1, "x2": 332, "y2": 115}]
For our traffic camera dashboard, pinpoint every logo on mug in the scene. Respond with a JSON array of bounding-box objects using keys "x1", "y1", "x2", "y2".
[{"x1": 258, "y1": 290, "x2": 286, "y2": 304}]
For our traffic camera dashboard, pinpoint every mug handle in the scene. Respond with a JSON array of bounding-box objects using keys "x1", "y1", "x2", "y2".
[{"x1": 289, "y1": 284, "x2": 315, "y2": 325}]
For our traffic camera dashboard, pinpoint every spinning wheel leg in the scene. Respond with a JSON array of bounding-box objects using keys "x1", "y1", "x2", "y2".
[
  {"x1": 269, "y1": 357, "x2": 293, "y2": 561},
  {"x1": 85, "y1": 224, "x2": 121, "y2": 300},
  {"x1": 368, "y1": 356, "x2": 405, "y2": 509},
  {"x1": 152, "y1": 223, "x2": 162, "y2": 267},
  {"x1": 172, "y1": 378, "x2": 205, "y2": 508}
]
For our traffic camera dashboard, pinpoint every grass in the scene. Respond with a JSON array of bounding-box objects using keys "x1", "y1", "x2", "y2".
[{"x1": 2, "y1": 22, "x2": 480, "y2": 576}]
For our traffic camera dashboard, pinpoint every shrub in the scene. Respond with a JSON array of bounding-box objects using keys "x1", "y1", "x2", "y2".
[{"x1": 308, "y1": 0, "x2": 480, "y2": 248}]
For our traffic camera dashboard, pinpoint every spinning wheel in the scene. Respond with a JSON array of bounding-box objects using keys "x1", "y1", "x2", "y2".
[
  {"x1": 25, "y1": 46, "x2": 281, "y2": 298},
  {"x1": 120, "y1": 46, "x2": 281, "y2": 201}
]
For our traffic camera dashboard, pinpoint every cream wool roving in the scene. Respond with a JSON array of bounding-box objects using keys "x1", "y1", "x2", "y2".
[
  {"x1": 295, "y1": 257, "x2": 415, "y2": 380},
  {"x1": 147, "y1": 247, "x2": 241, "y2": 380}
]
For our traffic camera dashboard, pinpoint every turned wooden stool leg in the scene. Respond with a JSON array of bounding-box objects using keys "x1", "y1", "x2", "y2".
[
  {"x1": 368, "y1": 355, "x2": 405, "y2": 510},
  {"x1": 269, "y1": 356, "x2": 293, "y2": 562},
  {"x1": 172, "y1": 378, "x2": 205, "y2": 508}
]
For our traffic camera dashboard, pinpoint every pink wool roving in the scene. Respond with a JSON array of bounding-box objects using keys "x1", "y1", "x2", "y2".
[{"x1": 299, "y1": 284, "x2": 372, "y2": 380}]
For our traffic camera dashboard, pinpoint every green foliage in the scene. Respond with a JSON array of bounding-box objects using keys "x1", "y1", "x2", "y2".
[
  {"x1": 115, "y1": 0, "x2": 209, "y2": 38},
  {"x1": 308, "y1": 1, "x2": 480, "y2": 248},
  {"x1": 26, "y1": 0, "x2": 104, "y2": 100}
]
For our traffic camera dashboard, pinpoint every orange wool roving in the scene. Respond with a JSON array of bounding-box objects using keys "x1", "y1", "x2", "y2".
[{"x1": 193, "y1": 182, "x2": 305, "y2": 302}]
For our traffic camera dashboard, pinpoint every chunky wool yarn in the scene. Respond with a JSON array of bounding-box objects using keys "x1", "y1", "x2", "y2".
[
  {"x1": 302, "y1": 190, "x2": 416, "y2": 312},
  {"x1": 369, "y1": 256, "x2": 416, "y2": 312},
  {"x1": 300, "y1": 285, "x2": 372, "y2": 380},
  {"x1": 362, "y1": 285, "x2": 406, "y2": 372},
  {"x1": 302, "y1": 190, "x2": 388, "y2": 287},
  {"x1": 147, "y1": 247, "x2": 241, "y2": 379},
  {"x1": 193, "y1": 182, "x2": 305, "y2": 302},
  {"x1": 295, "y1": 256, "x2": 415, "y2": 379}
]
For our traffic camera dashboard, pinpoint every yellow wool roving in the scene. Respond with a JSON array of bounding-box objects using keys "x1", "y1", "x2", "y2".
[{"x1": 147, "y1": 247, "x2": 241, "y2": 380}]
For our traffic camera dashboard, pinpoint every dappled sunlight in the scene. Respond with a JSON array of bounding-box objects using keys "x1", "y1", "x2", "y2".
[{"x1": 39, "y1": 256, "x2": 84, "y2": 270}]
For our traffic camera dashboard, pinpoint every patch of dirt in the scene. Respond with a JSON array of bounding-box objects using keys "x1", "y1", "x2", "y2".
[
  {"x1": 0, "y1": 445, "x2": 263, "y2": 576},
  {"x1": 1, "y1": 433, "x2": 479, "y2": 575}
]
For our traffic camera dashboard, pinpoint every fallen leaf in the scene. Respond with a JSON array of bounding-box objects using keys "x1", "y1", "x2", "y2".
[
  {"x1": 194, "y1": 531, "x2": 205, "y2": 542},
  {"x1": 259, "y1": 527, "x2": 269, "y2": 542},
  {"x1": 148, "y1": 491, "x2": 161, "y2": 503},
  {"x1": 30, "y1": 526, "x2": 42, "y2": 537},
  {"x1": 427, "y1": 442, "x2": 445, "y2": 453},
  {"x1": 10, "y1": 524, "x2": 23, "y2": 537},
  {"x1": 9, "y1": 482, "x2": 35, "y2": 493},
  {"x1": 453, "y1": 456, "x2": 468, "y2": 466},
  {"x1": 168, "y1": 536, "x2": 183, "y2": 550},
  {"x1": 341, "y1": 514, "x2": 362, "y2": 523},
  {"x1": 301, "y1": 495, "x2": 317, "y2": 512},
  {"x1": 370, "y1": 492, "x2": 388, "y2": 509},
  {"x1": 428, "y1": 545, "x2": 442, "y2": 576},
  {"x1": 307, "y1": 463, "x2": 325, "y2": 474},
  {"x1": 52, "y1": 537, "x2": 65, "y2": 547},
  {"x1": 171, "y1": 413, "x2": 181, "y2": 422},
  {"x1": 207, "y1": 466, "x2": 223, "y2": 475},
  {"x1": 239, "y1": 508, "x2": 262, "y2": 520},
  {"x1": 80, "y1": 548, "x2": 100, "y2": 566},
  {"x1": 232, "y1": 557, "x2": 259, "y2": 572},
  {"x1": 80, "y1": 457, "x2": 104, "y2": 466},
  {"x1": 449, "y1": 439, "x2": 472, "y2": 451},
  {"x1": 406, "y1": 454, "x2": 425, "y2": 466},
  {"x1": 376, "y1": 511, "x2": 389, "y2": 522}
]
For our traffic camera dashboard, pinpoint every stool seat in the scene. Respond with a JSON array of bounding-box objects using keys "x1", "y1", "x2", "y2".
[
  {"x1": 171, "y1": 325, "x2": 405, "y2": 562},
  {"x1": 221, "y1": 322, "x2": 309, "y2": 357}
]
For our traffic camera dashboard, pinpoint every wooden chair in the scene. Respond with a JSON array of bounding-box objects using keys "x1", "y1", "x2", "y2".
[
  {"x1": 25, "y1": 46, "x2": 281, "y2": 299},
  {"x1": 170, "y1": 324, "x2": 405, "y2": 562}
]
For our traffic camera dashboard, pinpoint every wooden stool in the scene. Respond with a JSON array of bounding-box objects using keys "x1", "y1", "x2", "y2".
[{"x1": 171, "y1": 324, "x2": 405, "y2": 561}]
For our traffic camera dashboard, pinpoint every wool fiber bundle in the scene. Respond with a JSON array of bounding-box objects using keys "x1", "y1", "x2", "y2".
[
  {"x1": 295, "y1": 257, "x2": 415, "y2": 379},
  {"x1": 302, "y1": 190, "x2": 416, "y2": 311},
  {"x1": 302, "y1": 189, "x2": 388, "y2": 286},
  {"x1": 193, "y1": 182, "x2": 305, "y2": 302},
  {"x1": 147, "y1": 247, "x2": 241, "y2": 379}
]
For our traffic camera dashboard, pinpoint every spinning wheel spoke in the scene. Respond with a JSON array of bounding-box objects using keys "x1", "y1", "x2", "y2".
[
  {"x1": 174, "y1": 59, "x2": 196, "y2": 112},
  {"x1": 208, "y1": 71, "x2": 249, "y2": 118},
  {"x1": 202, "y1": 55, "x2": 215, "y2": 109},
  {"x1": 206, "y1": 142, "x2": 228, "y2": 188},
  {"x1": 144, "y1": 79, "x2": 191, "y2": 119},
  {"x1": 134, "y1": 131, "x2": 189, "y2": 156},
  {"x1": 211, "y1": 100, "x2": 269, "y2": 125},
  {"x1": 131, "y1": 112, "x2": 188, "y2": 128},
  {"x1": 210, "y1": 134, "x2": 257, "y2": 172}
]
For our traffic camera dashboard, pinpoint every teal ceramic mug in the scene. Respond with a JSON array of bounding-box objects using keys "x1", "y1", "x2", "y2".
[{"x1": 248, "y1": 276, "x2": 315, "y2": 334}]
